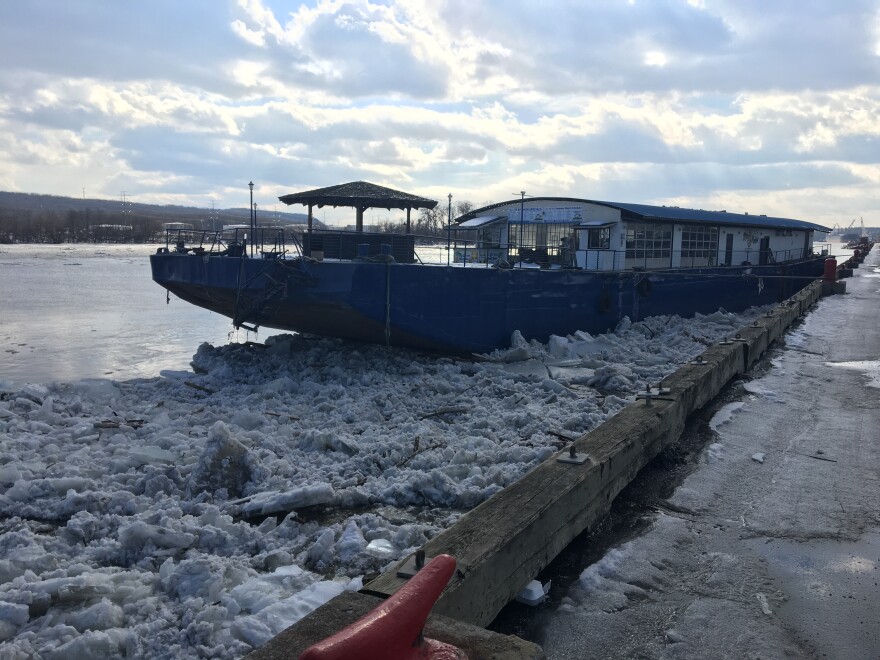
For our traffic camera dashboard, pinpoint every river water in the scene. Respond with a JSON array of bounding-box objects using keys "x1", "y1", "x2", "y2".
[{"x1": 0, "y1": 244, "x2": 238, "y2": 385}]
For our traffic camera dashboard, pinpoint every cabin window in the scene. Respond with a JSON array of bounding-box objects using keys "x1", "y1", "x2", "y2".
[
  {"x1": 510, "y1": 222, "x2": 573, "y2": 248},
  {"x1": 625, "y1": 223, "x2": 671, "y2": 259},
  {"x1": 478, "y1": 224, "x2": 502, "y2": 248},
  {"x1": 681, "y1": 226, "x2": 719, "y2": 259},
  {"x1": 588, "y1": 227, "x2": 611, "y2": 249}
]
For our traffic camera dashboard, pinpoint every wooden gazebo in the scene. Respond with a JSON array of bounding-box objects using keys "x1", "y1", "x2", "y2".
[{"x1": 278, "y1": 181, "x2": 438, "y2": 236}]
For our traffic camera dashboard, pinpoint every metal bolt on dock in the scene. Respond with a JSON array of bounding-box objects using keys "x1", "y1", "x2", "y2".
[
  {"x1": 557, "y1": 444, "x2": 590, "y2": 465},
  {"x1": 396, "y1": 548, "x2": 430, "y2": 579},
  {"x1": 636, "y1": 383, "x2": 671, "y2": 404}
]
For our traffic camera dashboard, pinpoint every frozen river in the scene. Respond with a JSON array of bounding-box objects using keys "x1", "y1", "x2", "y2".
[
  {"x1": 0, "y1": 238, "x2": 867, "y2": 658},
  {"x1": 0, "y1": 244, "x2": 243, "y2": 384}
]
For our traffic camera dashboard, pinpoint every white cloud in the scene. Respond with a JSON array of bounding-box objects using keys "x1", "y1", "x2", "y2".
[
  {"x1": 231, "y1": 19, "x2": 267, "y2": 47},
  {"x1": 0, "y1": 0, "x2": 878, "y2": 225}
]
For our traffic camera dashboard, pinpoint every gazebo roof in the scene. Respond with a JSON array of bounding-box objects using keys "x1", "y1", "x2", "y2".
[{"x1": 278, "y1": 181, "x2": 438, "y2": 210}]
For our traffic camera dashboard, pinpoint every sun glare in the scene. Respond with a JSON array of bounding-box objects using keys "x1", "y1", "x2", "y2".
[{"x1": 644, "y1": 51, "x2": 668, "y2": 67}]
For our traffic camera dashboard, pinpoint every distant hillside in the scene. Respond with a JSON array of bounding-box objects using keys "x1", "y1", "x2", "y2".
[
  {"x1": 0, "y1": 191, "x2": 310, "y2": 225},
  {"x1": 0, "y1": 190, "x2": 323, "y2": 242}
]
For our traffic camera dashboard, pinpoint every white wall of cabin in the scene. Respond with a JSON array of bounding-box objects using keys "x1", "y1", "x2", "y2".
[{"x1": 470, "y1": 200, "x2": 815, "y2": 270}]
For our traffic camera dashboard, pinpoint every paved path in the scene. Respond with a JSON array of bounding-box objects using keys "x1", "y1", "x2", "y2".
[{"x1": 535, "y1": 249, "x2": 880, "y2": 659}]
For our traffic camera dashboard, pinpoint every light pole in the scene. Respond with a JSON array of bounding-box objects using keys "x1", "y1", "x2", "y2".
[
  {"x1": 248, "y1": 181, "x2": 254, "y2": 256},
  {"x1": 447, "y1": 193, "x2": 452, "y2": 265}
]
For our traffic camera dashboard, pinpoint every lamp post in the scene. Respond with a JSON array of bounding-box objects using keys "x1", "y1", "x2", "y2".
[
  {"x1": 248, "y1": 181, "x2": 254, "y2": 257},
  {"x1": 447, "y1": 193, "x2": 452, "y2": 265}
]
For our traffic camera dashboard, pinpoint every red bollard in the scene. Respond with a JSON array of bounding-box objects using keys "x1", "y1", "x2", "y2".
[
  {"x1": 823, "y1": 257, "x2": 837, "y2": 282},
  {"x1": 299, "y1": 554, "x2": 467, "y2": 660}
]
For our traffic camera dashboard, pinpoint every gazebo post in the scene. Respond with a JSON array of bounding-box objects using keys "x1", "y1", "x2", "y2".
[
  {"x1": 356, "y1": 206, "x2": 364, "y2": 233},
  {"x1": 406, "y1": 208, "x2": 411, "y2": 234}
]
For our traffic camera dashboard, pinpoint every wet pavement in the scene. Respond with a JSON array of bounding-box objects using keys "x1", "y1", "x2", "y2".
[{"x1": 491, "y1": 247, "x2": 880, "y2": 659}]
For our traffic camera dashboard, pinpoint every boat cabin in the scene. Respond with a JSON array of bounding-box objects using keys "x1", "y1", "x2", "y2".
[{"x1": 453, "y1": 198, "x2": 829, "y2": 270}]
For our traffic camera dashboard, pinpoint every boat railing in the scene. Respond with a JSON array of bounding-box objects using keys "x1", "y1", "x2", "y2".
[
  {"x1": 442, "y1": 238, "x2": 822, "y2": 271},
  {"x1": 620, "y1": 246, "x2": 816, "y2": 270},
  {"x1": 159, "y1": 226, "x2": 829, "y2": 271},
  {"x1": 158, "y1": 227, "x2": 303, "y2": 259}
]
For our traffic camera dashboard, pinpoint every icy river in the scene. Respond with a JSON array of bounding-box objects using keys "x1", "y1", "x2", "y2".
[
  {"x1": 0, "y1": 239, "x2": 867, "y2": 658},
  {"x1": 1, "y1": 244, "x2": 235, "y2": 384}
]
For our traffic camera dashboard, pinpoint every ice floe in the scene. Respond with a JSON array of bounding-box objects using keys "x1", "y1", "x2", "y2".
[{"x1": 0, "y1": 307, "x2": 767, "y2": 657}]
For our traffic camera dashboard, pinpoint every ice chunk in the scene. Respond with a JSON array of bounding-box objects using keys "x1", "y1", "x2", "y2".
[
  {"x1": 64, "y1": 598, "x2": 124, "y2": 632},
  {"x1": 187, "y1": 421, "x2": 260, "y2": 498},
  {"x1": 160, "y1": 557, "x2": 227, "y2": 601},
  {"x1": 335, "y1": 521, "x2": 366, "y2": 563},
  {"x1": 308, "y1": 529, "x2": 336, "y2": 568},
  {"x1": 709, "y1": 402, "x2": 745, "y2": 431},
  {"x1": 0, "y1": 601, "x2": 29, "y2": 626},
  {"x1": 0, "y1": 464, "x2": 22, "y2": 485},
  {"x1": 515, "y1": 579, "x2": 550, "y2": 606},
  {"x1": 118, "y1": 521, "x2": 195, "y2": 550},
  {"x1": 129, "y1": 445, "x2": 176, "y2": 466},
  {"x1": 46, "y1": 629, "x2": 132, "y2": 660},
  {"x1": 18, "y1": 383, "x2": 49, "y2": 405},
  {"x1": 298, "y1": 430, "x2": 358, "y2": 455},
  {"x1": 365, "y1": 538, "x2": 395, "y2": 559},
  {"x1": 240, "y1": 483, "x2": 336, "y2": 517}
]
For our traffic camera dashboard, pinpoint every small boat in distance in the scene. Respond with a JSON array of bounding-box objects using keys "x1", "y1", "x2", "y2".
[{"x1": 150, "y1": 182, "x2": 831, "y2": 354}]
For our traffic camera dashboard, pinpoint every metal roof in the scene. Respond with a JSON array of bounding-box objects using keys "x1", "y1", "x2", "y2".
[
  {"x1": 452, "y1": 215, "x2": 506, "y2": 229},
  {"x1": 607, "y1": 201, "x2": 830, "y2": 232},
  {"x1": 278, "y1": 181, "x2": 437, "y2": 210},
  {"x1": 457, "y1": 197, "x2": 831, "y2": 232}
]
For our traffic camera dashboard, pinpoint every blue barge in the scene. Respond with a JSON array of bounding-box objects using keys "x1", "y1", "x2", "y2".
[{"x1": 150, "y1": 186, "x2": 830, "y2": 354}]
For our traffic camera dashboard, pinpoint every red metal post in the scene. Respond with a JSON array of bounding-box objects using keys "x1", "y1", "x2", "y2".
[
  {"x1": 299, "y1": 554, "x2": 467, "y2": 660},
  {"x1": 823, "y1": 257, "x2": 837, "y2": 282}
]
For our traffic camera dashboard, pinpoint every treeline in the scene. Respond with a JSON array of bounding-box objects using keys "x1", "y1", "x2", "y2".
[
  {"x1": 0, "y1": 199, "x2": 475, "y2": 243},
  {"x1": 373, "y1": 201, "x2": 473, "y2": 236},
  {"x1": 0, "y1": 207, "x2": 165, "y2": 243}
]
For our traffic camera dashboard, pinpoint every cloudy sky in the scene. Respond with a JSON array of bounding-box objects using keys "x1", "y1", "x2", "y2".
[{"x1": 1, "y1": 0, "x2": 878, "y2": 227}]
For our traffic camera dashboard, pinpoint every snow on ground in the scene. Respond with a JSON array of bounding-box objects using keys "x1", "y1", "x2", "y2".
[{"x1": 0, "y1": 308, "x2": 766, "y2": 658}]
